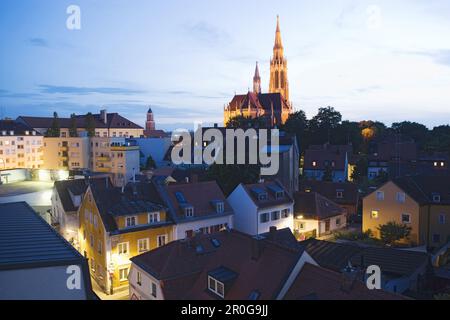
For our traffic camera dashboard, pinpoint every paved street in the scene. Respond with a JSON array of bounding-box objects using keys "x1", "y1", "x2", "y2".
[{"x1": 91, "y1": 278, "x2": 129, "y2": 300}]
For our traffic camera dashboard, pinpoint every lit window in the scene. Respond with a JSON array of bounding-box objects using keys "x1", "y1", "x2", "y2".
[
  {"x1": 138, "y1": 238, "x2": 149, "y2": 253},
  {"x1": 401, "y1": 213, "x2": 411, "y2": 224},
  {"x1": 441, "y1": 162, "x2": 445, "y2": 167},
  {"x1": 118, "y1": 242, "x2": 129, "y2": 255},
  {"x1": 371, "y1": 210, "x2": 379, "y2": 219},
  {"x1": 119, "y1": 268, "x2": 129, "y2": 281},
  {"x1": 312, "y1": 161, "x2": 317, "y2": 167}
]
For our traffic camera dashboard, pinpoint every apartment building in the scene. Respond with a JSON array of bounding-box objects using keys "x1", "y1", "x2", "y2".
[
  {"x1": 91, "y1": 138, "x2": 140, "y2": 186},
  {"x1": 0, "y1": 120, "x2": 43, "y2": 173},
  {"x1": 17, "y1": 109, "x2": 144, "y2": 138},
  {"x1": 43, "y1": 136, "x2": 90, "y2": 171}
]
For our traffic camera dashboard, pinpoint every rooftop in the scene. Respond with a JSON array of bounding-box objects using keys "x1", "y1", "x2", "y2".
[{"x1": 0, "y1": 202, "x2": 85, "y2": 271}]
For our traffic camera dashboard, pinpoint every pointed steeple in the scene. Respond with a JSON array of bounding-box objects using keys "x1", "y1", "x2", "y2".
[
  {"x1": 269, "y1": 15, "x2": 290, "y2": 102},
  {"x1": 253, "y1": 62, "x2": 261, "y2": 94},
  {"x1": 274, "y1": 15, "x2": 283, "y2": 50}
]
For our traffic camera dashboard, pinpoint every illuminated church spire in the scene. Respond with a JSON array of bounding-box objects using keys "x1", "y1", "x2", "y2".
[
  {"x1": 269, "y1": 15, "x2": 289, "y2": 101},
  {"x1": 253, "y1": 62, "x2": 261, "y2": 94}
]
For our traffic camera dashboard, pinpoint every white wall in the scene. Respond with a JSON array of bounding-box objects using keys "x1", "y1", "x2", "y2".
[
  {"x1": 129, "y1": 264, "x2": 163, "y2": 300},
  {"x1": 174, "y1": 215, "x2": 234, "y2": 240},
  {"x1": 227, "y1": 184, "x2": 258, "y2": 235},
  {"x1": 0, "y1": 264, "x2": 88, "y2": 300},
  {"x1": 227, "y1": 184, "x2": 294, "y2": 236}
]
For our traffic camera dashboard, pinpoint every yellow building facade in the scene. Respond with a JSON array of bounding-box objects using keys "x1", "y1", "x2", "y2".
[{"x1": 78, "y1": 185, "x2": 174, "y2": 294}]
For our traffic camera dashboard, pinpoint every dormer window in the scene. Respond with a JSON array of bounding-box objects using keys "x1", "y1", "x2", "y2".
[
  {"x1": 9, "y1": 131, "x2": 14, "y2": 136},
  {"x1": 125, "y1": 216, "x2": 137, "y2": 227},
  {"x1": 148, "y1": 212, "x2": 160, "y2": 224},
  {"x1": 208, "y1": 276, "x2": 225, "y2": 298},
  {"x1": 275, "y1": 191, "x2": 284, "y2": 199},
  {"x1": 336, "y1": 190, "x2": 344, "y2": 199},
  {"x1": 207, "y1": 267, "x2": 237, "y2": 299},
  {"x1": 312, "y1": 161, "x2": 317, "y2": 167},
  {"x1": 258, "y1": 193, "x2": 268, "y2": 201},
  {"x1": 185, "y1": 207, "x2": 194, "y2": 218},
  {"x1": 25, "y1": 131, "x2": 29, "y2": 135},
  {"x1": 433, "y1": 194, "x2": 441, "y2": 203},
  {"x1": 216, "y1": 202, "x2": 224, "y2": 213}
]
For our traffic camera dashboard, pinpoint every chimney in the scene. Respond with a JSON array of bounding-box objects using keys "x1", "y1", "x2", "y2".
[
  {"x1": 340, "y1": 262, "x2": 358, "y2": 293},
  {"x1": 251, "y1": 235, "x2": 265, "y2": 261},
  {"x1": 269, "y1": 226, "x2": 277, "y2": 240},
  {"x1": 100, "y1": 109, "x2": 107, "y2": 124}
]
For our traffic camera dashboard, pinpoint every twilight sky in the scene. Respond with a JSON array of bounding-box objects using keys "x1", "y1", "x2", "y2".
[{"x1": 1, "y1": 0, "x2": 450, "y2": 130}]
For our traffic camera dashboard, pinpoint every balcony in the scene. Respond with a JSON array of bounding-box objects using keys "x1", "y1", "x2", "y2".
[
  {"x1": 97, "y1": 156, "x2": 111, "y2": 162},
  {"x1": 60, "y1": 146, "x2": 68, "y2": 152},
  {"x1": 110, "y1": 145, "x2": 139, "y2": 152},
  {"x1": 96, "y1": 167, "x2": 111, "y2": 173}
]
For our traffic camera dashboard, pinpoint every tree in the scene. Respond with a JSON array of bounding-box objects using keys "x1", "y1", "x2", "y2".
[
  {"x1": 69, "y1": 113, "x2": 78, "y2": 137},
  {"x1": 377, "y1": 221, "x2": 412, "y2": 245},
  {"x1": 226, "y1": 115, "x2": 267, "y2": 129},
  {"x1": 85, "y1": 112, "x2": 96, "y2": 137},
  {"x1": 46, "y1": 112, "x2": 60, "y2": 137},
  {"x1": 308, "y1": 106, "x2": 342, "y2": 144},
  {"x1": 145, "y1": 155, "x2": 156, "y2": 170},
  {"x1": 351, "y1": 156, "x2": 368, "y2": 182},
  {"x1": 206, "y1": 164, "x2": 260, "y2": 196},
  {"x1": 281, "y1": 110, "x2": 308, "y2": 151},
  {"x1": 391, "y1": 121, "x2": 429, "y2": 149}
]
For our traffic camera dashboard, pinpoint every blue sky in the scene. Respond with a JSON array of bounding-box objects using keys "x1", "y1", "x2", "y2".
[{"x1": 1, "y1": 0, "x2": 450, "y2": 130}]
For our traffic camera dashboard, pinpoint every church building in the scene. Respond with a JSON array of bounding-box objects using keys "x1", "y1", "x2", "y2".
[{"x1": 224, "y1": 16, "x2": 293, "y2": 127}]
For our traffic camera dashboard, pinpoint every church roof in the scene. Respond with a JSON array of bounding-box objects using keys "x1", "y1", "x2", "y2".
[{"x1": 227, "y1": 92, "x2": 289, "y2": 113}]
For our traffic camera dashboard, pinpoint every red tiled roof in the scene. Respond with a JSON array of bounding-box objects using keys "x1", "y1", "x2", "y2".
[
  {"x1": 300, "y1": 180, "x2": 359, "y2": 206},
  {"x1": 294, "y1": 191, "x2": 346, "y2": 220},
  {"x1": 242, "y1": 180, "x2": 293, "y2": 209},
  {"x1": 131, "y1": 230, "x2": 302, "y2": 300},
  {"x1": 284, "y1": 263, "x2": 406, "y2": 300},
  {"x1": 164, "y1": 181, "x2": 233, "y2": 220}
]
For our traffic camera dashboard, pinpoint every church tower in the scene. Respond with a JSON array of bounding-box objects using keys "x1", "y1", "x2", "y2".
[
  {"x1": 145, "y1": 107, "x2": 155, "y2": 132},
  {"x1": 253, "y1": 62, "x2": 261, "y2": 94},
  {"x1": 269, "y1": 16, "x2": 289, "y2": 102}
]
